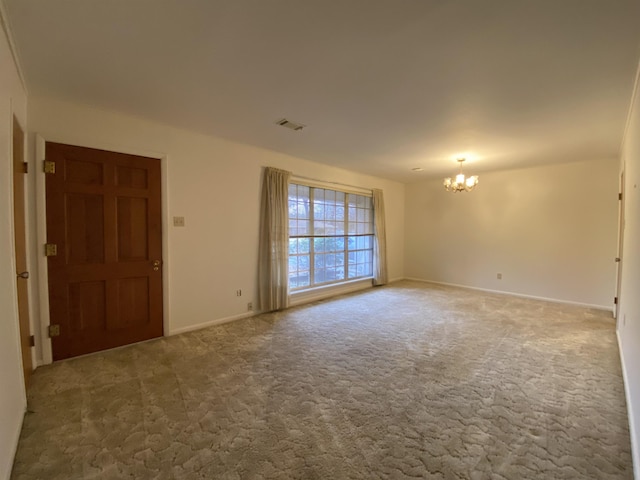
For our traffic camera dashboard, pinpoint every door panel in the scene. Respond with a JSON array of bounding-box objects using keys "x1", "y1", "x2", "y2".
[
  {"x1": 65, "y1": 158, "x2": 104, "y2": 184},
  {"x1": 13, "y1": 117, "x2": 32, "y2": 386},
  {"x1": 117, "y1": 196, "x2": 149, "y2": 260},
  {"x1": 46, "y1": 142, "x2": 163, "y2": 360},
  {"x1": 66, "y1": 194, "x2": 105, "y2": 263},
  {"x1": 116, "y1": 165, "x2": 148, "y2": 188},
  {"x1": 68, "y1": 281, "x2": 107, "y2": 332},
  {"x1": 115, "y1": 277, "x2": 150, "y2": 328}
]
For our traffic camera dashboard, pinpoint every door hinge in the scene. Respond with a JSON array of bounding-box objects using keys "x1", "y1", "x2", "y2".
[
  {"x1": 22, "y1": 162, "x2": 28, "y2": 174},
  {"x1": 614, "y1": 297, "x2": 618, "y2": 305},
  {"x1": 43, "y1": 160, "x2": 56, "y2": 174},
  {"x1": 619, "y1": 192, "x2": 622, "y2": 201},
  {"x1": 44, "y1": 243, "x2": 58, "y2": 256},
  {"x1": 29, "y1": 335, "x2": 35, "y2": 347},
  {"x1": 615, "y1": 257, "x2": 621, "y2": 262},
  {"x1": 48, "y1": 325, "x2": 60, "y2": 338}
]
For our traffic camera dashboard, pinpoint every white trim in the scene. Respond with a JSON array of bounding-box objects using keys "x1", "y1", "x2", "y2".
[
  {"x1": 169, "y1": 311, "x2": 257, "y2": 336},
  {"x1": 0, "y1": 1, "x2": 28, "y2": 94},
  {"x1": 8, "y1": 102, "x2": 28, "y2": 404},
  {"x1": 290, "y1": 175, "x2": 373, "y2": 196},
  {"x1": 34, "y1": 134, "x2": 170, "y2": 364},
  {"x1": 168, "y1": 278, "x2": 378, "y2": 335},
  {"x1": 617, "y1": 331, "x2": 639, "y2": 480},
  {"x1": 619, "y1": 53, "x2": 640, "y2": 156},
  {"x1": 13, "y1": 114, "x2": 38, "y2": 372},
  {"x1": 614, "y1": 169, "x2": 625, "y2": 320},
  {"x1": 173, "y1": 278, "x2": 384, "y2": 334},
  {"x1": 5, "y1": 100, "x2": 28, "y2": 480},
  {"x1": 403, "y1": 277, "x2": 614, "y2": 312},
  {"x1": 290, "y1": 278, "x2": 373, "y2": 307},
  {"x1": 31, "y1": 134, "x2": 168, "y2": 164},
  {"x1": 160, "y1": 151, "x2": 170, "y2": 347},
  {"x1": 35, "y1": 135, "x2": 52, "y2": 364}
]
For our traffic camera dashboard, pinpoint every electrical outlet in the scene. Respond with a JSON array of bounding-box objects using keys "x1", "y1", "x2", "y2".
[
  {"x1": 497, "y1": 273, "x2": 502, "y2": 280},
  {"x1": 173, "y1": 216, "x2": 185, "y2": 227},
  {"x1": 236, "y1": 289, "x2": 242, "y2": 296},
  {"x1": 247, "y1": 302, "x2": 253, "y2": 311}
]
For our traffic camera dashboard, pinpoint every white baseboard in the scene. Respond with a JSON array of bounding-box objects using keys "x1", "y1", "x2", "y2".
[
  {"x1": 617, "y1": 331, "x2": 639, "y2": 480},
  {"x1": 172, "y1": 279, "x2": 380, "y2": 335},
  {"x1": 168, "y1": 311, "x2": 257, "y2": 336},
  {"x1": 403, "y1": 277, "x2": 613, "y2": 312}
]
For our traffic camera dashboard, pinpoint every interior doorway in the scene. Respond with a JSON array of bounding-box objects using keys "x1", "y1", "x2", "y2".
[{"x1": 12, "y1": 116, "x2": 32, "y2": 386}]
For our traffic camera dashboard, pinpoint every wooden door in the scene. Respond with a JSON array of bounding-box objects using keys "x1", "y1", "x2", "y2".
[
  {"x1": 13, "y1": 117, "x2": 32, "y2": 386},
  {"x1": 45, "y1": 142, "x2": 163, "y2": 360}
]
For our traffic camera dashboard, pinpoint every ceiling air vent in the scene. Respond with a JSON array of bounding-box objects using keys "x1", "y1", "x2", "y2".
[{"x1": 275, "y1": 118, "x2": 306, "y2": 131}]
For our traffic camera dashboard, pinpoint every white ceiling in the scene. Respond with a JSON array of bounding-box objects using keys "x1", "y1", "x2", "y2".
[{"x1": 3, "y1": 0, "x2": 640, "y2": 182}]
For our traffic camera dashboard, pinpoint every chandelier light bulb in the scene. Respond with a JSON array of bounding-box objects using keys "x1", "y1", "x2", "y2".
[{"x1": 443, "y1": 158, "x2": 479, "y2": 193}]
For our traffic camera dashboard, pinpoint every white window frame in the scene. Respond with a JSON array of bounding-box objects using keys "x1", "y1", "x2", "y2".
[{"x1": 288, "y1": 180, "x2": 374, "y2": 293}]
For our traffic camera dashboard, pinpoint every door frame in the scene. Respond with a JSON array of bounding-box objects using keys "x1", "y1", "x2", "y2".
[
  {"x1": 11, "y1": 113, "x2": 34, "y2": 386},
  {"x1": 615, "y1": 169, "x2": 625, "y2": 321},
  {"x1": 35, "y1": 134, "x2": 171, "y2": 364}
]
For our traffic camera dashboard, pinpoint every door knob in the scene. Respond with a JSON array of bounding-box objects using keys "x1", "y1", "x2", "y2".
[
  {"x1": 17, "y1": 271, "x2": 29, "y2": 279},
  {"x1": 152, "y1": 260, "x2": 161, "y2": 271}
]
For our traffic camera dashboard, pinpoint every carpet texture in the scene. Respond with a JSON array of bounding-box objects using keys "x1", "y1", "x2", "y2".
[{"x1": 11, "y1": 281, "x2": 633, "y2": 479}]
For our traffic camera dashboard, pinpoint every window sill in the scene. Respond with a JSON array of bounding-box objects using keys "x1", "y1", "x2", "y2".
[{"x1": 289, "y1": 278, "x2": 373, "y2": 307}]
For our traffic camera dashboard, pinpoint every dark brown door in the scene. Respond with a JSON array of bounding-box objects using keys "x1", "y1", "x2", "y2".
[
  {"x1": 13, "y1": 117, "x2": 32, "y2": 386},
  {"x1": 45, "y1": 142, "x2": 163, "y2": 360}
]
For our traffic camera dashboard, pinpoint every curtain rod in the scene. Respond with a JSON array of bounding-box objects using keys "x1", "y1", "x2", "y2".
[{"x1": 290, "y1": 173, "x2": 373, "y2": 195}]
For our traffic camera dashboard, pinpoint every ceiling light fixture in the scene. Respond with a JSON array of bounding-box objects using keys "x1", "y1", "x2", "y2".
[{"x1": 443, "y1": 158, "x2": 478, "y2": 192}]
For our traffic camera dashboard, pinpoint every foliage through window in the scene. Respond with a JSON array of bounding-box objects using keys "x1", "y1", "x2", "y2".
[{"x1": 288, "y1": 184, "x2": 374, "y2": 290}]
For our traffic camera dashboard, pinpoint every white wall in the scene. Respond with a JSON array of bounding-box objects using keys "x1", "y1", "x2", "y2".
[
  {"x1": 618, "y1": 61, "x2": 640, "y2": 478},
  {"x1": 405, "y1": 158, "x2": 619, "y2": 308},
  {"x1": 4, "y1": 27, "x2": 638, "y2": 480},
  {"x1": 0, "y1": 16, "x2": 28, "y2": 480},
  {"x1": 27, "y1": 96, "x2": 405, "y2": 359}
]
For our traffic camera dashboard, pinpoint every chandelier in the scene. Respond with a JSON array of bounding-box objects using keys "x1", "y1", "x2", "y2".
[{"x1": 443, "y1": 158, "x2": 479, "y2": 192}]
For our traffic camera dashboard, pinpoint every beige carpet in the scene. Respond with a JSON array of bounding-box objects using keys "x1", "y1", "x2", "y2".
[{"x1": 12, "y1": 281, "x2": 633, "y2": 479}]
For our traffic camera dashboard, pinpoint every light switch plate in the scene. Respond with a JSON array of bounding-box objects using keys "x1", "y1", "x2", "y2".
[{"x1": 173, "y1": 216, "x2": 185, "y2": 227}]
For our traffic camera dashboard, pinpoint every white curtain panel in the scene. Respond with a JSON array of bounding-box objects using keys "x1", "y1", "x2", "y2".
[
  {"x1": 372, "y1": 188, "x2": 388, "y2": 286},
  {"x1": 258, "y1": 167, "x2": 291, "y2": 311}
]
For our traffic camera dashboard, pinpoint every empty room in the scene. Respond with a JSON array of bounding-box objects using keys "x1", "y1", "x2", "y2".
[{"x1": 1, "y1": 1, "x2": 640, "y2": 479}]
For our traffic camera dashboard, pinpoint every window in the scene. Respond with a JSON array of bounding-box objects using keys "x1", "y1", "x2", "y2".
[{"x1": 288, "y1": 183, "x2": 374, "y2": 291}]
